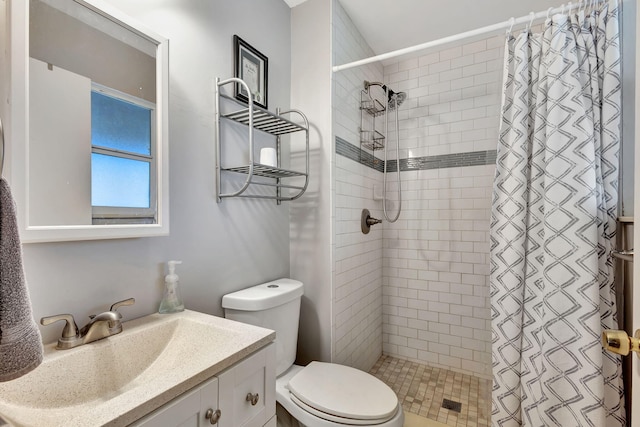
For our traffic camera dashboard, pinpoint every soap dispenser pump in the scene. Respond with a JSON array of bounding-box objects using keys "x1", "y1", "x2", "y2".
[{"x1": 159, "y1": 260, "x2": 185, "y2": 314}]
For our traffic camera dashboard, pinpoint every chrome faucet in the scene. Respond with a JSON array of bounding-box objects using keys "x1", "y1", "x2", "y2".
[{"x1": 41, "y1": 298, "x2": 135, "y2": 350}]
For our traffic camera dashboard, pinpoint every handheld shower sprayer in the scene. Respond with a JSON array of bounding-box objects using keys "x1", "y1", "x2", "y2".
[
  {"x1": 362, "y1": 81, "x2": 405, "y2": 223},
  {"x1": 389, "y1": 91, "x2": 407, "y2": 110}
]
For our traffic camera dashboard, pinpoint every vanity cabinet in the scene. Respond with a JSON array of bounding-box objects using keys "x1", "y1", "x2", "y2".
[
  {"x1": 131, "y1": 343, "x2": 275, "y2": 427},
  {"x1": 130, "y1": 377, "x2": 219, "y2": 426}
]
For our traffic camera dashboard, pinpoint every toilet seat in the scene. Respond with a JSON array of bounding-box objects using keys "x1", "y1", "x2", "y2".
[
  {"x1": 287, "y1": 362, "x2": 398, "y2": 425},
  {"x1": 289, "y1": 394, "x2": 394, "y2": 425}
]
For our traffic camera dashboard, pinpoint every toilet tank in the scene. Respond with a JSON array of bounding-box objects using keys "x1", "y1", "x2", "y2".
[{"x1": 222, "y1": 279, "x2": 303, "y2": 376}]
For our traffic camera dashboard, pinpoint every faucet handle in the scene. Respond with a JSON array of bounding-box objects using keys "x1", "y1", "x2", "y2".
[
  {"x1": 40, "y1": 314, "x2": 78, "y2": 338},
  {"x1": 110, "y1": 298, "x2": 135, "y2": 313}
]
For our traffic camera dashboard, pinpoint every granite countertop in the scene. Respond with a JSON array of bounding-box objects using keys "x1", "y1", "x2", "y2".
[{"x1": 0, "y1": 310, "x2": 275, "y2": 427}]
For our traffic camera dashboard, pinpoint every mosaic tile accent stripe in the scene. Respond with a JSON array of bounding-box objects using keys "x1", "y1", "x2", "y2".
[
  {"x1": 336, "y1": 137, "x2": 497, "y2": 172},
  {"x1": 335, "y1": 136, "x2": 384, "y2": 172},
  {"x1": 386, "y1": 150, "x2": 498, "y2": 172}
]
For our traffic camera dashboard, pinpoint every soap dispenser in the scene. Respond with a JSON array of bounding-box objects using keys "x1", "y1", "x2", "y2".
[{"x1": 159, "y1": 260, "x2": 185, "y2": 314}]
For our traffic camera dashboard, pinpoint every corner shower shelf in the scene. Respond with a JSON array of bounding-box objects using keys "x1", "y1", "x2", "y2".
[
  {"x1": 360, "y1": 97, "x2": 385, "y2": 117},
  {"x1": 360, "y1": 130, "x2": 385, "y2": 151},
  {"x1": 215, "y1": 77, "x2": 309, "y2": 203},
  {"x1": 360, "y1": 89, "x2": 385, "y2": 151}
]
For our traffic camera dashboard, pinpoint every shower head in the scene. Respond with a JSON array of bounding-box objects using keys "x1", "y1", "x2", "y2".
[
  {"x1": 363, "y1": 81, "x2": 407, "y2": 110},
  {"x1": 388, "y1": 90, "x2": 407, "y2": 110}
]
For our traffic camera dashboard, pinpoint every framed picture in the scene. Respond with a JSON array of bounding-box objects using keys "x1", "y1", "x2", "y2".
[{"x1": 234, "y1": 35, "x2": 268, "y2": 109}]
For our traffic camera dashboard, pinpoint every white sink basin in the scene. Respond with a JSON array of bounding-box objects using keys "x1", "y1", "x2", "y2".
[
  {"x1": 0, "y1": 318, "x2": 177, "y2": 409},
  {"x1": 0, "y1": 310, "x2": 274, "y2": 426}
]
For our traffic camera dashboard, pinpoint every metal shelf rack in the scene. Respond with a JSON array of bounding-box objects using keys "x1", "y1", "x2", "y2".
[
  {"x1": 215, "y1": 77, "x2": 309, "y2": 203},
  {"x1": 360, "y1": 89, "x2": 385, "y2": 151},
  {"x1": 360, "y1": 130, "x2": 385, "y2": 151}
]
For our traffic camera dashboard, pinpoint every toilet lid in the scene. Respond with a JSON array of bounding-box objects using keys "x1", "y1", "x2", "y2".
[{"x1": 288, "y1": 362, "x2": 398, "y2": 422}]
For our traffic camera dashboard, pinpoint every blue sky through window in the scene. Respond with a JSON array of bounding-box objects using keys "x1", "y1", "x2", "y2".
[
  {"x1": 91, "y1": 90, "x2": 153, "y2": 209},
  {"x1": 91, "y1": 91, "x2": 151, "y2": 155},
  {"x1": 91, "y1": 153, "x2": 150, "y2": 208}
]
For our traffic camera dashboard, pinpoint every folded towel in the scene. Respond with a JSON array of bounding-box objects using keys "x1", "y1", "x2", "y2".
[{"x1": 0, "y1": 177, "x2": 43, "y2": 382}]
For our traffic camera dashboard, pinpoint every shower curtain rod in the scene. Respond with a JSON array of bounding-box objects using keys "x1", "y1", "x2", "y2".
[{"x1": 332, "y1": 0, "x2": 602, "y2": 72}]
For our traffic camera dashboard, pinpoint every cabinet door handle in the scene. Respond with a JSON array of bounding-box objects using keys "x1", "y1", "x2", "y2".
[
  {"x1": 205, "y1": 408, "x2": 222, "y2": 424},
  {"x1": 246, "y1": 392, "x2": 260, "y2": 406}
]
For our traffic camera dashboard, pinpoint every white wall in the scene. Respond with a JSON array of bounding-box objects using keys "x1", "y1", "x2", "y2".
[
  {"x1": 621, "y1": 0, "x2": 636, "y2": 215},
  {"x1": 332, "y1": 0, "x2": 385, "y2": 371},
  {"x1": 29, "y1": 58, "x2": 92, "y2": 226},
  {"x1": 331, "y1": 0, "x2": 500, "y2": 378},
  {"x1": 14, "y1": 0, "x2": 292, "y2": 345},
  {"x1": 290, "y1": 0, "x2": 333, "y2": 363},
  {"x1": 30, "y1": 0, "x2": 156, "y2": 103},
  {"x1": 1, "y1": 0, "x2": 10, "y2": 180},
  {"x1": 379, "y1": 36, "x2": 502, "y2": 380}
]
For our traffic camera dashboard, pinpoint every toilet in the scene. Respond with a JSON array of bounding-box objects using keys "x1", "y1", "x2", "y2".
[{"x1": 222, "y1": 278, "x2": 404, "y2": 427}]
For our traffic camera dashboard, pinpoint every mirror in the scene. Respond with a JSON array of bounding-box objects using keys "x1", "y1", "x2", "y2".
[{"x1": 9, "y1": 0, "x2": 169, "y2": 242}]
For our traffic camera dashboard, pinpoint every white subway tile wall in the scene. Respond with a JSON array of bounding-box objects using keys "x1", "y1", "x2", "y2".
[
  {"x1": 381, "y1": 36, "x2": 504, "y2": 380},
  {"x1": 332, "y1": 0, "x2": 385, "y2": 371},
  {"x1": 333, "y1": 0, "x2": 504, "y2": 379}
]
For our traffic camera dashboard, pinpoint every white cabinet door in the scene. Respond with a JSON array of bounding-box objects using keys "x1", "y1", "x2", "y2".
[
  {"x1": 129, "y1": 343, "x2": 275, "y2": 427},
  {"x1": 218, "y1": 343, "x2": 276, "y2": 427},
  {"x1": 198, "y1": 378, "x2": 222, "y2": 426},
  {"x1": 131, "y1": 377, "x2": 219, "y2": 427}
]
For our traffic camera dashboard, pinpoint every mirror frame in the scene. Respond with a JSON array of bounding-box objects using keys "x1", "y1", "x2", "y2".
[{"x1": 9, "y1": 0, "x2": 169, "y2": 243}]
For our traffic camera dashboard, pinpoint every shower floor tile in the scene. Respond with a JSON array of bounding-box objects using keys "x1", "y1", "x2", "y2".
[{"x1": 369, "y1": 355, "x2": 491, "y2": 427}]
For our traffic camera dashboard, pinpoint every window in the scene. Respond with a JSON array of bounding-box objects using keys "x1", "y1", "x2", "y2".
[{"x1": 90, "y1": 84, "x2": 156, "y2": 223}]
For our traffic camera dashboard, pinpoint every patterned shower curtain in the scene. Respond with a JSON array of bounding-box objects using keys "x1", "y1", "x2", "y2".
[{"x1": 490, "y1": 1, "x2": 624, "y2": 426}]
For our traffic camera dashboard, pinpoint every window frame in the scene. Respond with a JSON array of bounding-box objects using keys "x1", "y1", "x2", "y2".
[{"x1": 90, "y1": 83, "x2": 157, "y2": 222}]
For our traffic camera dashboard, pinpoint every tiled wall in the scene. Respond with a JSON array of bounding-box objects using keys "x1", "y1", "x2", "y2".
[
  {"x1": 332, "y1": 2, "x2": 504, "y2": 378},
  {"x1": 380, "y1": 36, "x2": 504, "y2": 379},
  {"x1": 331, "y1": 0, "x2": 385, "y2": 371}
]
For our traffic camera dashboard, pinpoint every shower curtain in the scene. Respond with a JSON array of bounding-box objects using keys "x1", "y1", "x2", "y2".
[{"x1": 490, "y1": 1, "x2": 624, "y2": 426}]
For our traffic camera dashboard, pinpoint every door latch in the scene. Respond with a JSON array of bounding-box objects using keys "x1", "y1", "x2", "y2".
[{"x1": 602, "y1": 329, "x2": 640, "y2": 357}]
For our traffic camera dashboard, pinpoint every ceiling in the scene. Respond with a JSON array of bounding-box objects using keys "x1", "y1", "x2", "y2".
[{"x1": 284, "y1": 0, "x2": 569, "y2": 56}]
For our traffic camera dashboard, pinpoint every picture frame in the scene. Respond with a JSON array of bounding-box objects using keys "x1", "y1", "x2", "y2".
[{"x1": 234, "y1": 35, "x2": 268, "y2": 109}]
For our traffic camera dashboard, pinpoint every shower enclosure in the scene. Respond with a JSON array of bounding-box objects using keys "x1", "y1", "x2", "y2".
[
  {"x1": 279, "y1": 0, "x2": 637, "y2": 425},
  {"x1": 332, "y1": 0, "x2": 498, "y2": 381}
]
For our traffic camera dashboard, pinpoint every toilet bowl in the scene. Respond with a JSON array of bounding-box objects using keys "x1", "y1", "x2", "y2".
[
  {"x1": 276, "y1": 364, "x2": 403, "y2": 426},
  {"x1": 222, "y1": 279, "x2": 404, "y2": 427}
]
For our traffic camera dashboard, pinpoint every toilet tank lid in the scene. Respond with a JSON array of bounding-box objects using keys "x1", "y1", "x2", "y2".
[{"x1": 222, "y1": 278, "x2": 303, "y2": 311}]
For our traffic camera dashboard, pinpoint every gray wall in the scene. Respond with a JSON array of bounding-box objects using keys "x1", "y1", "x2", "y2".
[
  {"x1": 290, "y1": 0, "x2": 333, "y2": 364},
  {"x1": 20, "y1": 0, "x2": 293, "y2": 344}
]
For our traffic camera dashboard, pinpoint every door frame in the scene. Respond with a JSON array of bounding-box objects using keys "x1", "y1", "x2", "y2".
[{"x1": 631, "y1": 3, "x2": 640, "y2": 425}]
